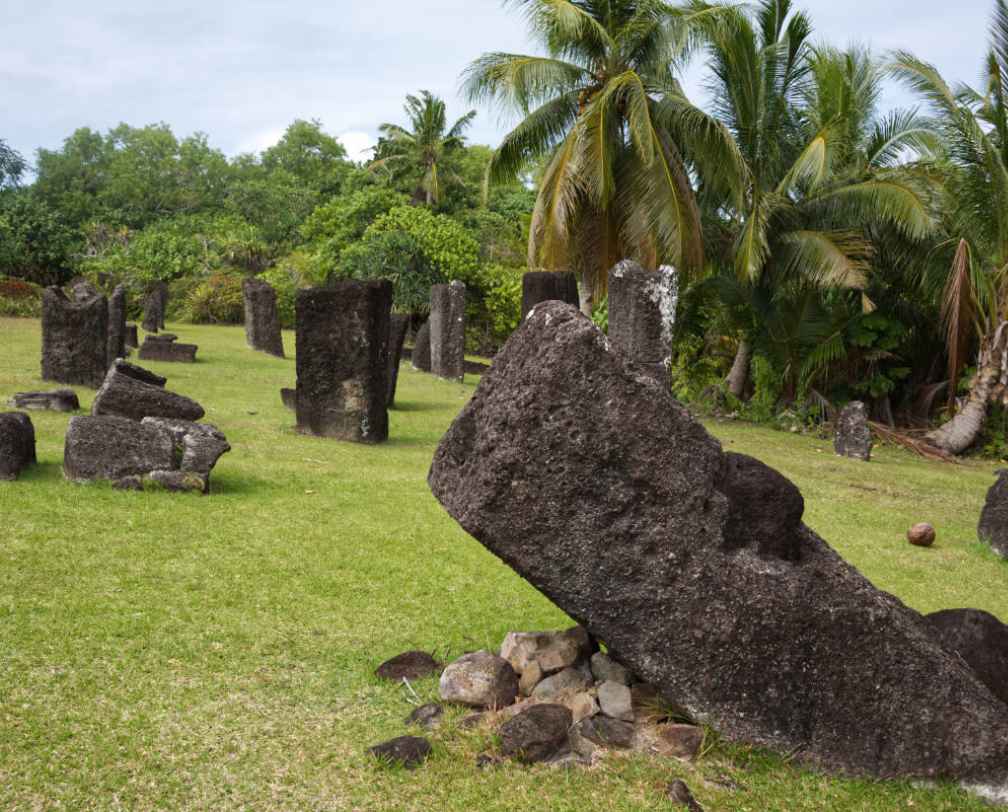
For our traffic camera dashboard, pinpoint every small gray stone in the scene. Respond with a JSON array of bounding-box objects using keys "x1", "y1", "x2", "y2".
[
  {"x1": 531, "y1": 667, "x2": 591, "y2": 699},
  {"x1": 405, "y1": 703, "x2": 443, "y2": 730},
  {"x1": 145, "y1": 470, "x2": 208, "y2": 494},
  {"x1": 591, "y1": 652, "x2": 631, "y2": 686},
  {"x1": 519, "y1": 660, "x2": 543, "y2": 697},
  {"x1": 598, "y1": 680, "x2": 634, "y2": 721},
  {"x1": 566, "y1": 691, "x2": 599, "y2": 723},
  {"x1": 571, "y1": 715, "x2": 635, "y2": 752},
  {"x1": 439, "y1": 651, "x2": 518, "y2": 709},
  {"x1": 368, "y1": 736, "x2": 431, "y2": 769}
]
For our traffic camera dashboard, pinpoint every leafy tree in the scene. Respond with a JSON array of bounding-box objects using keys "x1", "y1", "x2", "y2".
[
  {"x1": 0, "y1": 192, "x2": 79, "y2": 285},
  {"x1": 0, "y1": 139, "x2": 26, "y2": 189},
  {"x1": 261, "y1": 119, "x2": 352, "y2": 195},
  {"x1": 301, "y1": 187, "x2": 409, "y2": 263}
]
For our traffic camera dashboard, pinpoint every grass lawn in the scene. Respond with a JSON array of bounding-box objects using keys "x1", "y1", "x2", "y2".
[{"x1": 1, "y1": 316, "x2": 1005, "y2": 811}]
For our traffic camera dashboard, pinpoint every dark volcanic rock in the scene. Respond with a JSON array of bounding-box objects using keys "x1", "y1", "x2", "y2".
[
  {"x1": 521, "y1": 271, "x2": 579, "y2": 320},
  {"x1": 141, "y1": 418, "x2": 230, "y2": 479},
  {"x1": 411, "y1": 321, "x2": 431, "y2": 372},
  {"x1": 70, "y1": 278, "x2": 100, "y2": 302},
  {"x1": 834, "y1": 401, "x2": 872, "y2": 461},
  {"x1": 64, "y1": 416, "x2": 175, "y2": 482},
  {"x1": 92, "y1": 360, "x2": 204, "y2": 422},
  {"x1": 720, "y1": 452, "x2": 804, "y2": 561},
  {"x1": 376, "y1": 650, "x2": 443, "y2": 681},
  {"x1": 295, "y1": 282, "x2": 391, "y2": 443},
  {"x1": 280, "y1": 388, "x2": 297, "y2": 410},
  {"x1": 607, "y1": 260, "x2": 677, "y2": 381},
  {"x1": 107, "y1": 284, "x2": 128, "y2": 364},
  {"x1": 405, "y1": 703, "x2": 444, "y2": 730},
  {"x1": 242, "y1": 277, "x2": 285, "y2": 358},
  {"x1": 142, "y1": 281, "x2": 168, "y2": 332},
  {"x1": 9, "y1": 390, "x2": 80, "y2": 412},
  {"x1": 386, "y1": 314, "x2": 410, "y2": 408},
  {"x1": 978, "y1": 470, "x2": 1008, "y2": 558},
  {"x1": 367, "y1": 736, "x2": 431, "y2": 769},
  {"x1": 925, "y1": 609, "x2": 1008, "y2": 707},
  {"x1": 430, "y1": 281, "x2": 465, "y2": 382},
  {"x1": 0, "y1": 412, "x2": 36, "y2": 480},
  {"x1": 427, "y1": 301, "x2": 1008, "y2": 790},
  {"x1": 41, "y1": 286, "x2": 109, "y2": 388},
  {"x1": 125, "y1": 323, "x2": 139, "y2": 349},
  {"x1": 572, "y1": 715, "x2": 634, "y2": 750},
  {"x1": 139, "y1": 338, "x2": 197, "y2": 363},
  {"x1": 667, "y1": 780, "x2": 704, "y2": 812},
  {"x1": 499, "y1": 703, "x2": 572, "y2": 764}
]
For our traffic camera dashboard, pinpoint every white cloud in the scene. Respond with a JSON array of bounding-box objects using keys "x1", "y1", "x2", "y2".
[
  {"x1": 234, "y1": 127, "x2": 286, "y2": 156},
  {"x1": 338, "y1": 130, "x2": 377, "y2": 161}
]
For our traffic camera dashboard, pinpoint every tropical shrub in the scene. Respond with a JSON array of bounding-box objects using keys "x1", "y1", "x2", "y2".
[
  {"x1": 184, "y1": 272, "x2": 245, "y2": 324},
  {"x1": 0, "y1": 276, "x2": 43, "y2": 317}
]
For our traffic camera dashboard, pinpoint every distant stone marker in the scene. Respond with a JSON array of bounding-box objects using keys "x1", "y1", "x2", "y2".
[
  {"x1": 607, "y1": 260, "x2": 677, "y2": 382},
  {"x1": 141, "y1": 281, "x2": 168, "y2": 333},
  {"x1": 138, "y1": 335, "x2": 198, "y2": 363},
  {"x1": 107, "y1": 284, "x2": 128, "y2": 364},
  {"x1": 0, "y1": 412, "x2": 36, "y2": 480},
  {"x1": 242, "y1": 277, "x2": 285, "y2": 358},
  {"x1": 125, "y1": 324, "x2": 139, "y2": 348},
  {"x1": 386, "y1": 314, "x2": 410, "y2": 408},
  {"x1": 41, "y1": 286, "x2": 108, "y2": 389},
  {"x1": 521, "y1": 271, "x2": 579, "y2": 321},
  {"x1": 430, "y1": 281, "x2": 466, "y2": 382},
  {"x1": 978, "y1": 469, "x2": 1008, "y2": 557},
  {"x1": 411, "y1": 321, "x2": 432, "y2": 372},
  {"x1": 9, "y1": 390, "x2": 80, "y2": 412},
  {"x1": 834, "y1": 401, "x2": 872, "y2": 461},
  {"x1": 295, "y1": 281, "x2": 392, "y2": 443}
]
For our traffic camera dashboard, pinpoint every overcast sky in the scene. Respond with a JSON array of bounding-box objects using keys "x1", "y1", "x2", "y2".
[{"x1": 1, "y1": 0, "x2": 995, "y2": 165}]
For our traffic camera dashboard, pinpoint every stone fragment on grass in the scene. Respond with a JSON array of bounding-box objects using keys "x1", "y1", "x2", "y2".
[
  {"x1": 9, "y1": 389, "x2": 80, "y2": 412},
  {"x1": 499, "y1": 703, "x2": 572, "y2": 764},
  {"x1": 405, "y1": 703, "x2": 444, "y2": 730},
  {"x1": 140, "y1": 418, "x2": 230, "y2": 480},
  {"x1": 145, "y1": 470, "x2": 207, "y2": 494},
  {"x1": 925, "y1": 609, "x2": 1008, "y2": 706},
  {"x1": 0, "y1": 412, "x2": 36, "y2": 480},
  {"x1": 376, "y1": 651, "x2": 443, "y2": 681},
  {"x1": 92, "y1": 360, "x2": 204, "y2": 422},
  {"x1": 439, "y1": 651, "x2": 518, "y2": 709},
  {"x1": 591, "y1": 652, "x2": 631, "y2": 686},
  {"x1": 834, "y1": 401, "x2": 872, "y2": 461},
  {"x1": 571, "y1": 715, "x2": 635, "y2": 754},
  {"x1": 138, "y1": 337, "x2": 198, "y2": 363},
  {"x1": 531, "y1": 667, "x2": 591, "y2": 700},
  {"x1": 64, "y1": 415, "x2": 175, "y2": 482},
  {"x1": 597, "y1": 681, "x2": 633, "y2": 722},
  {"x1": 651, "y1": 724, "x2": 704, "y2": 760},
  {"x1": 368, "y1": 736, "x2": 431, "y2": 769},
  {"x1": 978, "y1": 470, "x2": 1008, "y2": 558}
]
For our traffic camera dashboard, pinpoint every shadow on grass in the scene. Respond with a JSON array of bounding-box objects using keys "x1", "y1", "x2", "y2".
[
  {"x1": 389, "y1": 401, "x2": 440, "y2": 413},
  {"x1": 16, "y1": 461, "x2": 64, "y2": 482}
]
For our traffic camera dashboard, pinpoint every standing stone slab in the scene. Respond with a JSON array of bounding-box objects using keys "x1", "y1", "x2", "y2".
[
  {"x1": 607, "y1": 260, "x2": 677, "y2": 382},
  {"x1": 0, "y1": 412, "x2": 36, "y2": 480},
  {"x1": 142, "y1": 281, "x2": 168, "y2": 332},
  {"x1": 107, "y1": 284, "x2": 128, "y2": 364},
  {"x1": 978, "y1": 469, "x2": 1008, "y2": 557},
  {"x1": 430, "y1": 281, "x2": 466, "y2": 382},
  {"x1": 427, "y1": 301, "x2": 1008, "y2": 793},
  {"x1": 64, "y1": 415, "x2": 175, "y2": 482},
  {"x1": 412, "y1": 321, "x2": 432, "y2": 372},
  {"x1": 41, "y1": 287, "x2": 109, "y2": 389},
  {"x1": 521, "y1": 272, "x2": 579, "y2": 321},
  {"x1": 242, "y1": 277, "x2": 285, "y2": 357},
  {"x1": 386, "y1": 314, "x2": 410, "y2": 408},
  {"x1": 295, "y1": 281, "x2": 391, "y2": 443},
  {"x1": 125, "y1": 324, "x2": 139, "y2": 348},
  {"x1": 834, "y1": 401, "x2": 872, "y2": 461}
]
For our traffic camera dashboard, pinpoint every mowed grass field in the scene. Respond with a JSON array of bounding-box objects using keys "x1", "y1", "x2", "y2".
[{"x1": 1, "y1": 316, "x2": 1006, "y2": 811}]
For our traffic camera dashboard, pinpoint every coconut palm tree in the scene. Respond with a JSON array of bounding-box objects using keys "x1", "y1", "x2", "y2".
[
  {"x1": 463, "y1": 0, "x2": 744, "y2": 315},
  {"x1": 371, "y1": 91, "x2": 477, "y2": 208},
  {"x1": 892, "y1": 0, "x2": 1008, "y2": 453}
]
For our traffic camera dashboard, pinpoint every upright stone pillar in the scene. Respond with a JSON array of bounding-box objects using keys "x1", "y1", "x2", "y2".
[
  {"x1": 607, "y1": 261, "x2": 677, "y2": 382},
  {"x1": 386, "y1": 313, "x2": 410, "y2": 408},
  {"x1": 430, "y1": 281, "x2": 466, "y2": 383},
  {"x1": 107, "y1": 284, "x2": 128, "y2": 364},
  {"x1": 411, "y1": 321, "x2": 432, "y2": 372},
  {"x1": 142, "y1": 281, "x2": 168, "y2": 332},
  {"x1": 242, "y1": 277, "x2": 285, "y2": 357},
  {"x1": 521, "y1": 271, "x2": 579, "y2": 321},
  {"x1": 295, "y1": 281, "x2": 392, "y2": 443},
  {"x1": 41, "y1": 287, "x2": 109, "y2": 388}
]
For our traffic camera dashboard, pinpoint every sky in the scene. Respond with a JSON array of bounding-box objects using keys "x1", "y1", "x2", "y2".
[{"x1": 1, "y1": 0, "x2": 995, "y2": 165}]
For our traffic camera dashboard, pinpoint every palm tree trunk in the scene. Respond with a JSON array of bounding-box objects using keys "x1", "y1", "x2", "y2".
[
  {"x1": 927, "y1": 321, "x2": 1008, "y2": 455},
  {"x1": 726, "y1": 339, "x2": 752, "y2": 399}
]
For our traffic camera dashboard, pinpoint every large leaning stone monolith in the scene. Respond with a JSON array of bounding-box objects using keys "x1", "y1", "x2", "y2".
[
  {"x1": 41, "y1": 286, "x2": 108, "y2": 388},
  {"x1": 242, "y1": 277, "x2": 285, "y2": 358},
  {"x1": 521, "y1": 271, "x2": 579, "y2": 321},
  {"x1": 386, "y1": 314, "x2": 410, "y2": 408},
  {"x1": 607, "y1": 260, "x2": 677, "y2": 382},
  {"x1": 430, "y1": 281, "x2": 465, "y2": 383},
  {"x1": 428, "y1": 302, "x2": 1008, "y2": 800},
  {"x1": 295, "y1": 281, "x2": 392, "y2": 443},
  {"x1": 107, "y1": 284, "x2": 127, "y2": 364}
]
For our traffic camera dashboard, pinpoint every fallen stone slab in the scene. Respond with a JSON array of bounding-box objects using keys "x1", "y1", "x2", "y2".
[
  {"x1": 140, "y1": 418, "x2": 230, "y2": 478},
  {"x1": 242, "y1": 277, "x2": 285, "y2": 358},
  {"x1": 0, "y1": 412, "x2": 36, "y2": 480},
  {"x1": 8, "y1": 390, "x2": 80, "y2": 412},
  {"x1": 499, "y1": 703, "x2": 572, "y2": 764},
  {"x1": 428, "y1": 301, "x2": 1008, "y2": 792},
  {"x1": 411, "y1": 322, "x2": 431, "y2": 372},
  {"x1": 386, "y1": 314, "x2": 410, "y2": 408},
  {"x1": 368, "y1": 736, "x2": 431, "y2": 769},
  {"x1": 92, "y1": 360, "x2": 204, "y2": 422},
  {"x1": 139, "y1": 339, "x2": 197, "y2": 363},
  {"x1": 834, "y1": 401, "x2": 872, "y2": 461},
  {"x1": 925, "y1": 609, "x2": 1008, "y2": 707},
  {"x1": 41, "y1": 286, "x2": 108, "y2": 388},
  {"x1": 978, "y1": 470, "x2": 1008, "y2": 558},
  {"x1": 64, "y1": 415, "x2": 175, "y2": 482},
  {"x1": 521, "y1": 271, "x2": 579, "y2": 321}
]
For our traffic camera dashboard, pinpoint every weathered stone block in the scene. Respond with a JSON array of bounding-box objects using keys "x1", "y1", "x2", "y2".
[
  {"x1": 138, "y1": 338, "x2": 198, "y2": 363},
  {"x1": 140, "y1": 418, "x2": 230, "y2": 477},
  {"x1": 41, "y1": 287, "x2": 109, "y2": 388},
  {"x1": 835, "y1": 401, "x2": 872, "y2": 461},
  {"x1": 411, "y1": 321, "x2": 431, "y2": 372},
  {"x1": 978, "y1": 469, "x2": 1008, "y2": 558},
  {"x1": 430, "y1": 281, "x2": 465, "y2": 382},
  {"x1": 107, "y1": 284, "x2": 127, "y2": 364},
  {"x1": 295, "y1": 282, "x2": 391, "y2": 443},
  {"x1": 242, "y1": 277, "x2": 285, "y2": 357},
  {"x1": 428, "y1": 301, "x2": 1008, "y2": 791},
  {"x1": 386, "y1": 313, "x2": 410, "y2": 408},
  {"x1": 125, "y1": 323, "x2": 139, "y2": 348},
  {"x1": 64, "y1": 415, "x2": 175, "y2": 482},
  {"x1": 607, "y1": 260, "x2": 677, "y2": 382},
  {"x1": 521, "y1": 271, "x2": 579, "y2": 320},
  {"x1": 0, "y1": 412, "x2": 36, "y2": 480},
  {"x1": 142, "y1": 281, "x2": 168, "y2": 332},
  {"x1": 9, "y1": 390, "x2": 80, "y2": 412},
  {"x1": 92, "y1": 360, "x2": 204, "y2": 422},
  {"x1": 925, "y1": 609, "x2": 1008, "y2": 707}
]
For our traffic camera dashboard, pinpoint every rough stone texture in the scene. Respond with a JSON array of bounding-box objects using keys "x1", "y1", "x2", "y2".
[
  {"x1": 405, "y1": 703, "x2": 443, "y2": 731},
  {"x1": 141, "y1": 418, "x2": 230, "y2": 479},
  {"x1": 0, "y1": 412, "x2": 36, "y2": 480},
  {"x1": 280, "y1": 388, "x2": 297, "y2": 411},
  {"x1": 386, "y1": 314, "x2": 410, "y2": 408},
  {"x1": 607, "y1": 260, "x2": 677, "y2": 382},
  {"x1": 41, "y1": 286, "x2": 109, "y2": 388},
  {"x1": 242, "y1": 277, "x2": 285, "y2": 357},
  {"x1": 978, "y1": 470, "x2": 1008, "y2": 558},
  {"x1": 653, "y1": 724, "x2": 704, "y2": 760},
  {"x1": 518, "y1": 661, "x2": 543, "y2": 696},
  {"x1": 411, "y1": 322, "x2": 432, "y2": 372},
  {"x1": 70, "y1": 278, "x2": 100, "y2": 302},
  {"x1": 834, "y1": 401, "x2": 873, "y2": 461},
  {"x1": 499, "y1": 703, "x2": 572, "y2": 764},
  {"x1": 531, "y1": 667, "x2": 591, "y2": 700},
  {"x1": 138, "y1": 337, "x2": 198, "y2": 363},
  {"x1": 597, "y1": 680, "x2": 634, "y2": 722},
  {"x1": 376, "y1": 651, "x2": 443, "y2": 681},
  {"x1": 721, "y1": 451, "x2": 804, "y2": 561},
  {"x1": 295, "y1": 282, "x2": 391, "y2": 443},
  {"x1": 591, "y1": 653, "x2": 631, "y2": 686},
  {"x1": 567, "y1": 691, "x2": 599, "y2": 723},
  {"x1": 925, "y1": 609, "x2": 1008, "y2": 707},
  {"x1": 521, "y1": 271, "x2": 579, "y2": 320},
  {"x1": 107, "y1": 284, "x2": 128, "y2": 364},
  {"x1": 367, "y1": 736, "x2": 431, "y2": 769},
  {"x1": 9, "y1": 390, "x2": 79, "y2": 412},
  {"x1": 142, "y1": 281, "x2": 168, "y2": 332},
  {"x1": 501, "y1": 629, "x2": 581, "y2": 676},
  {"x1": 427, "y1": 301, "x2": 1008, "y2": 789},
  {"x1": 908, "y1": 523, "x2": 936, "y2": 547},
  {"x1": 572, "y1": 716, "x2": 635, "y2": 751},
  {"x1": 64, "y1": 416, "x2": 175, "y2": 482},
  {"x1": 125, "y1": 324, "x2": 139, "y2": 348},
  {"x1": 92, "y1": 360, "x2": 204, "y2": 422},
  {"x1": 439, "y1": 651, "x2": 518, "y2": 709},
  {"x1": 429, "y1": 281, "x2": 466, "y2": 382}
]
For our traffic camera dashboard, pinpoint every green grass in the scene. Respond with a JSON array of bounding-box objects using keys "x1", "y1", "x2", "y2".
[{"x1": 0, "y1": 316, "x2": 1004, "y2": 811}]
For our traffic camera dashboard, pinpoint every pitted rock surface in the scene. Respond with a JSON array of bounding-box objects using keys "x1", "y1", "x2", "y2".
[
  {"x1": 925, "y1": 609, "x2": 1008, "y2": 707},
  {"x1": 429, "y1": 281, "x2": 465, "y2": 382},
  {"x1": 428, "y1": 301, "x2": 1008, "y2": 787},
  {"x1": 41, "y1": 287, "x2": 108, "y2": 388},
  {"x1": 92, "y1": 361, "x2": 204, "y2": 422},
  {"x1": 521, "y1": 271, "x2": 579, "y2": 320},
  {"x1": 0, "y1": 412, "x2": 36, "y2": 480},
  {"x1": 978, "y1": 470, "x2": 1008, "y2": 558},
  {"x1": 242, "y1": 277, "x2": 285, "y2": 357},
  {"x1": 64, "y1": 416, "x2": 175, "y2": 482},
  {"x1": 834, "y1": 401, "x2": 872, "y2": 461},
  {"x1": 107, "y1": 284, "x2": 128, "y2": 364},
  {"x1": 9, "y1": 390, "x2": 80, "y2": 412}
]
